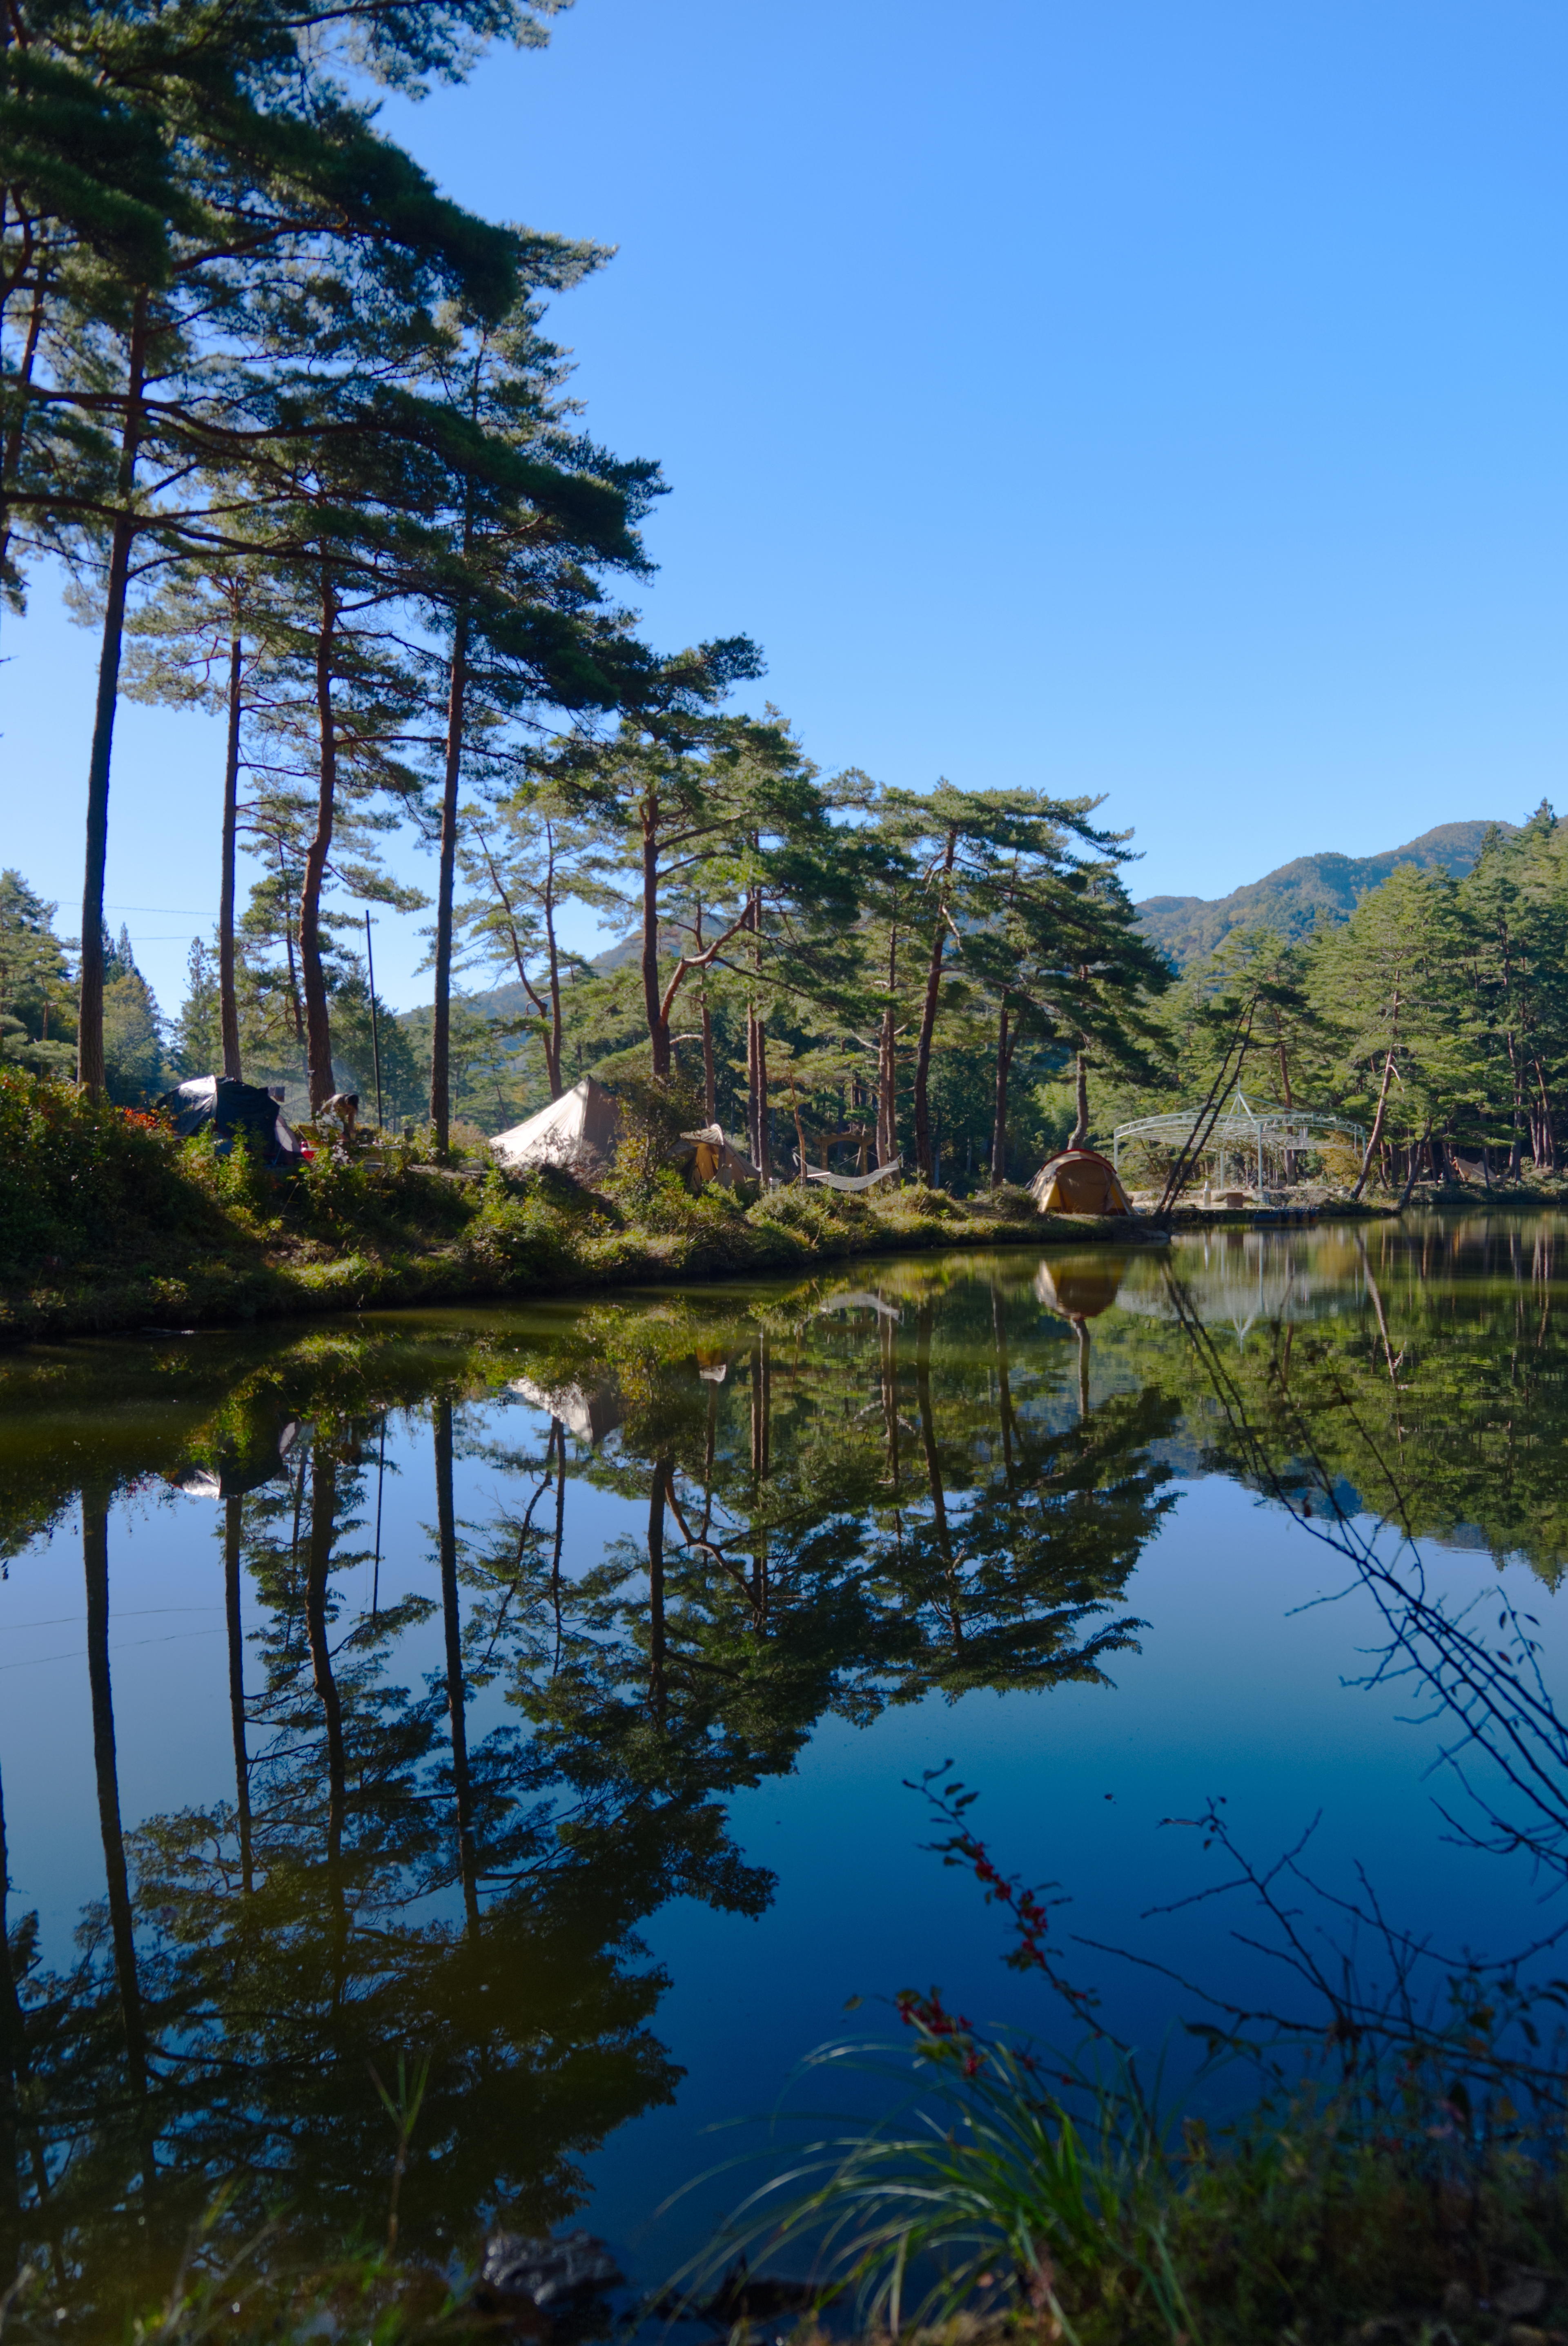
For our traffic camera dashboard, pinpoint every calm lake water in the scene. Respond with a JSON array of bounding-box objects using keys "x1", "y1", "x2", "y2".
[{"x1": 3, "y1": 1213, "x2": 1568, "y2": 2320}]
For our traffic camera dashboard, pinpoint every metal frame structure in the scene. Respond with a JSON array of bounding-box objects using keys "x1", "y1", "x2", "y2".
[{"x1": 1111, "y1": 1088, "x2": 1366, "y2": 1194}]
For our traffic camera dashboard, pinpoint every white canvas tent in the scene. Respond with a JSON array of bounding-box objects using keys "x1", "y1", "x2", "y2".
[
  {"x1": 490, "y1": 1078, "x2": 622, "y2": 1174},
  {"x1": 491, "y1": 1082, "x2": 760, "y2": 1191},
  {"x1": 508, "y1": 1375, "x2": 623, "y2": 1445}
]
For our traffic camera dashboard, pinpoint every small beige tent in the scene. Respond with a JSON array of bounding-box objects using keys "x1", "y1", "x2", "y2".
[
  {"x1": 1029, "y1": 1148, "x2": 1135, "y2": 1216},
  {"x1": 679, "y1": 1122, "x2": 758, "y2": 1189},
  {"x1": 490, "y1": 1078, "x2": 622, "y2": 1175}
]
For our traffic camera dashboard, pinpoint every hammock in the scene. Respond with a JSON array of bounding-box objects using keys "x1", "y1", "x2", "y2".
[{"x1": 796, "y1": 1156, "x2": 902, "y2": 1192}]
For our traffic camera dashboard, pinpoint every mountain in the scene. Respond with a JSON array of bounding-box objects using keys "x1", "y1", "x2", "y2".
[
  {"x1": 399, "y1": 932, "x2": 644, "y2": 1034},
  {"x1": 1135, "y1": 820, "x2": 1515, "y2": 970}
]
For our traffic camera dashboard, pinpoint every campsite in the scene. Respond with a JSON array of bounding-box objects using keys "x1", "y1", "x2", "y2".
[{"x1": 14, "y1": 3, "x2": 1568, "y2": 2343}]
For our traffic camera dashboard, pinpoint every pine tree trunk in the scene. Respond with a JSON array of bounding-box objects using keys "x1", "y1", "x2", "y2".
[
  {"x1": 1352, "y1": 1023, "x2": 1399, "y2": 1201},
  {"x1": 913, "y1": 829, "x2": 957, "y2": 1183},
  {"x1": 77, "y1": 290, "x2": 148, "y2": 1096},
  {"x1": 1069, "y1": 1046, "x2": 1089, "y2": 1150},
  {"x1": 747, "y1": 890, "x2": 763, "y2": 1164},
  {"x1": 701, "y1": 998, "x2": 717, "y2": 1123},
  {"x1": 991, "y1": 998, "x2": 1013, "y2": 1190},
  {"x1": 276, "y1": 838, "x2": 305, "y2": 1047},
  {"x1": 300, "y1": 572, "x2": 339, "y2": 1114},
  {"x1": 435, "y1": 1401, "x2": 479, "y2": 1932},
  {"x1": 224, "y1": 1496, "x2": 252, "y2": 1896},
  {"x1": 641, "y1": 797, "x2": 668, "y2": 1078},
  {"x1": 542, "y1": 829, "x2": 564, "y2": 1100},
  {"x1": 303, "y1": 1447, "x2": 345, "y2": 1867},
  {"x1": 878, "y1": 1013, "x2": 895, "y2": 1166},
  {"x1": 1507, "y1": 1028, "x2": 1526, "y2": 1175},
  {"x1": 756, "y1": 1022, "x2": 772, "y2": 1181},
  {"x1": 746, "y1": 1007, "x2": 759, "y2": 1164},
  {"x1": 878, "y1": 925, "x2": 899, "y2": 1168},
  {"x1": 428, "y1": 607, "x2": 470, "y2": 1147},
  {"x1": 218, "y1": 638, "x2": 243, "y2": 1080},
  {"x1": 84, "y1": 1502, "x2": 152, "y2": 2172}
]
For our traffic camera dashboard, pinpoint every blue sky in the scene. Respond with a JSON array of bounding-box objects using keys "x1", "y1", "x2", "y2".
[{"x1": 6, "y1": 0, "x2": 1568, "y2": 1012}]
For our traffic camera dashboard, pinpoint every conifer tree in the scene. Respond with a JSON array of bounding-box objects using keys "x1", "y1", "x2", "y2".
[
  {"x1": 457, "y1": 780, "x2": 606, "y2": 1103},
  {"x1": 4, "y1": 0, "x2": 549, "y2": 1093},
  {"x1": 0, "y1": 870, "x2": 75, "y2": 1075},
  {"x1": 405, "y1": 285, "x2": 662, "y2": 1144},
  {"x1": 874, "y1": 783, "x2": 1124, "y2": 1185},
  {"x1": 1309, "y1": 864, "x2": 1470, "y2": 1197}
]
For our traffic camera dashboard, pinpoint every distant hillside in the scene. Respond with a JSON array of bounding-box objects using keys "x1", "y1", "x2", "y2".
[
  {"x1": 1136, "y1": 820, "x2": 1514, "y2": 969},
  {"x1": 398, "y1": 933, "x2": 641, "y2": 1034}
]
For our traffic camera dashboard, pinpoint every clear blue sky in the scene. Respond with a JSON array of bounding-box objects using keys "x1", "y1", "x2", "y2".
[{"x1": 5, "y1": 0, "x2": 1568, "y2": 1012}]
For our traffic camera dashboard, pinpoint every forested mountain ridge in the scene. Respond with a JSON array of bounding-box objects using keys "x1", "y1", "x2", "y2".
[{"x1": 1136, "y1": 820, "x2": 1512, "y2": 968}]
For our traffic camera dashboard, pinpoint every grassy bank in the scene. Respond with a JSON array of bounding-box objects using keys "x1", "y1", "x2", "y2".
[
  {"x1": 14, "y1": 2038, "x2": 1567, "y2": 2346},
  {"x1": 0, "y1": 1073, "x2": 1161, "y2": 1347}
]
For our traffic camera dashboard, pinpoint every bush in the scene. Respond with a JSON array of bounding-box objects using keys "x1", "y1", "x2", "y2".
[
  {"x1": 0, "y1": 1070, "x2": 215, "y2": 1273},
  {"x1": 607, "y1": 1071, "x2": 706, "y2": 1194}
]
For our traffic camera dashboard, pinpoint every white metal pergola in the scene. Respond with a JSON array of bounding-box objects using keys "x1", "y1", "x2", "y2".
[{"x1": 1111, "y1": 1088, "x2": 1366, "y2": 1194}]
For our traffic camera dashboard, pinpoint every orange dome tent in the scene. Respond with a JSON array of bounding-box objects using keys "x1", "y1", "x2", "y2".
[{"x1": 1029, "y1": 1147, "x2": 1134, "y2": 1216}]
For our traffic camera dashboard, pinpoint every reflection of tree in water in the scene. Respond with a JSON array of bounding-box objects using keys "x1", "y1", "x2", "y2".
[
  {"x1": 474, "y1": 1279, "x2": 1174, "y2": 1783},
  {"x1": 1100, "y1": 1218, "x2": 1568, "y2": 1582},
  {"x1": 0, "y1": 1272, "x2": 1178, "y2": 2313},
  {"x1": 1, "y1": 1426, "x2": 686, "y2": 2316}
]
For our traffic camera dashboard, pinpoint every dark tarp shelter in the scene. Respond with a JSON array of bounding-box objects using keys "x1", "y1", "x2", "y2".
[{"x1": 158, "y1": 1076, "x2": 306, "y2": 1171}]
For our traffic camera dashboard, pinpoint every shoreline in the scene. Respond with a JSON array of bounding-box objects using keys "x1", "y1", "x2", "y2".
[
  {"x1": 1, "y1": 1190, "x2": 1164, "y2": 1350},
  {"x1": 7, "y1": 1174, "x2": 1557, "y2": 1353}
]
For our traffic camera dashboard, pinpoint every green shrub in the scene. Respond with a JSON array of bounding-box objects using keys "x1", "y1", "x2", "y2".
[
  {"x1": 184, "y1": 1124, "x2": 280, "y2": 1223},
  {"x1": 753, "y1": 1186, "x2": 840, "y2": 1242},
  {"x1": 606, "y1": 1071, "x2": 706, "y2": 1194},
  {"x1": 0, "y1": 1070, "x2": 215, "y2": 1272}
]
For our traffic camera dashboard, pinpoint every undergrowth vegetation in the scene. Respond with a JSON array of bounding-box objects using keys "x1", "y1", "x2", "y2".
[
  {"x1": 694, "y1": 2007, "x2": 1568, "y2": 2346},
  {"x1": 0, "y1": 1070, "x2": 1082, "y2": 1343}
]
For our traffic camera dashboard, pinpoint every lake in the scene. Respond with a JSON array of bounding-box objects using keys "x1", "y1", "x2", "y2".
[{"x1": 3, "y1": 1212, "x2": 1566, "y2": 2323}]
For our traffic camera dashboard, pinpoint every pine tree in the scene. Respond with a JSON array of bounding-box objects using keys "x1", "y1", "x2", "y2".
[
  {"x1": 1309, "y1": 864, "x2": 1470, "y2": 1197},
  {"x1": 406, "y1": 286, "x2": 663, "y2": 1145},
  {"x1": 872, "y1": 783, "x2": 1126, "y2": 1185},
  {"x1": 6, "y1": 0, "x2": 547, "y2": 1093},
  {"x1": 0, "y1": 869, "x2": 76, "y2": 1075},
  {"x1": 457, "y1": 778, "x2": 608, "y2": 1102}
]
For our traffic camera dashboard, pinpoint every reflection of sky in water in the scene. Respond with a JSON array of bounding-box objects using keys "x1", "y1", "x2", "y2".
[
  {"x1": 4, "y1": 1222, "x2": 1568, "y2": 2286},
  {"x1": 0, "y1": 1407, "x2": 646, "y2": 1957}
]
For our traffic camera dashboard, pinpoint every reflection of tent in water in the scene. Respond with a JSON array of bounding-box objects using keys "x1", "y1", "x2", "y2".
[
  {"x1": 1033, "y1": 1257, "x2": 1129, "y2": 1319},
  {"x1": 168, "y1": 1418, "x2": 301, "y2": 1498},
  {"x1": 490, "y1": 1078, "x2": 756, "y2": 1190},
  {"x1": 1029, "y1": 1149, "x2": 1134, "y2": 1216},
  {"x1": 508, "y1": 1375, "x2": 623, "y2": 1445},
  {"x1": 1034, "y1": 1255, "x2": 1131, "y2": 1419},
  {"x1": 158, "y1": 1076, "x2": 305, "y2": 1170}
]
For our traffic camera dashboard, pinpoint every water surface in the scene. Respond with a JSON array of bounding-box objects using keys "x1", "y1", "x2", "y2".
[{"x1": 3, "y1": 1213, "x2": 1566, "y2": 2316}]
